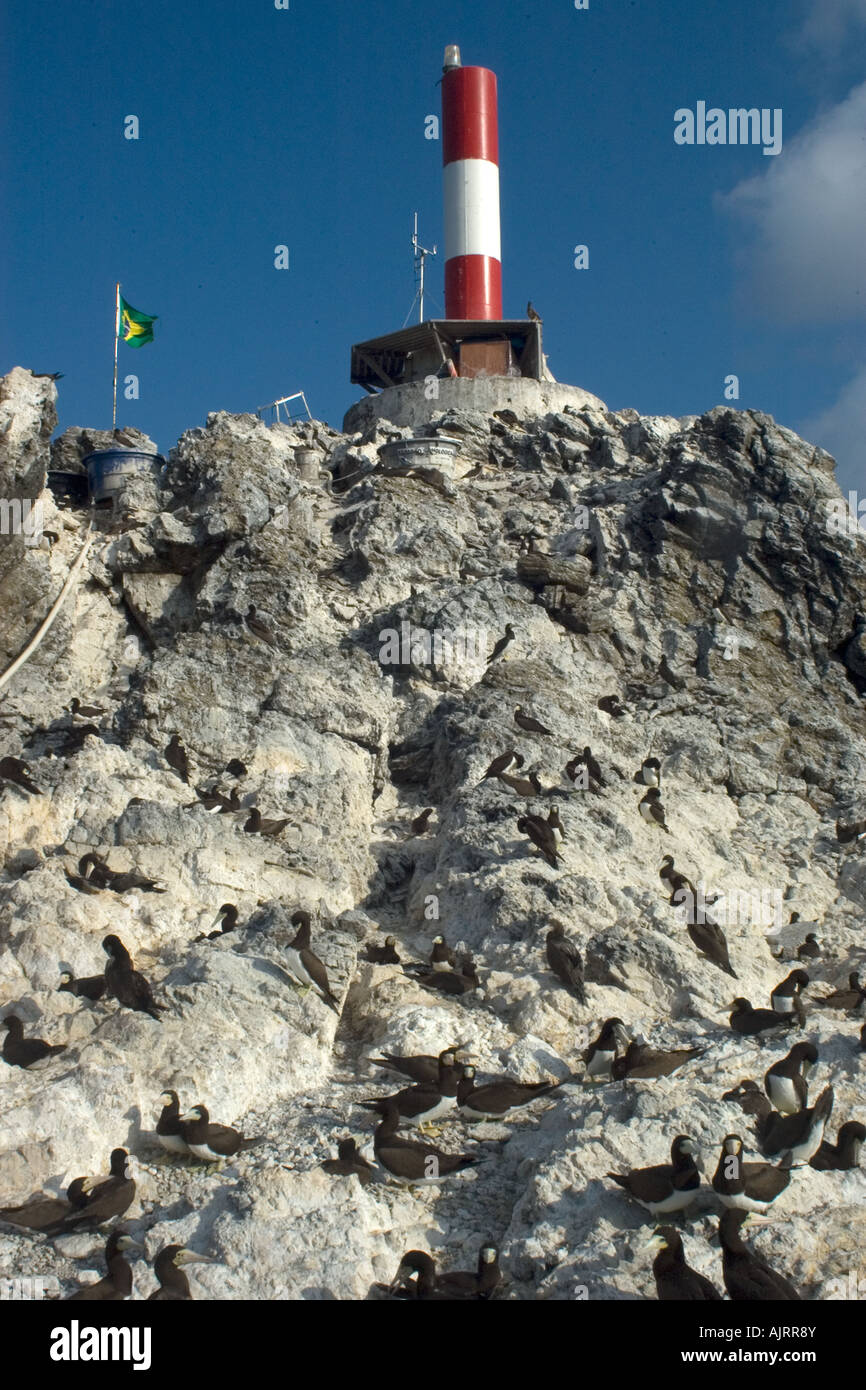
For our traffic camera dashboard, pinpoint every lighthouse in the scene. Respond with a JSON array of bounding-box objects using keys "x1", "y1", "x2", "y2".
[{"x1": 441, "y1": 44, "x2": 503, "y2": 321}]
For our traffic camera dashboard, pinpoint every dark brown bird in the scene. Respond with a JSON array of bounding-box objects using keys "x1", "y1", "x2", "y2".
[
  {"x1": 612, "y1": 1040, "x2": 704, "y2": 1081},
  {"x1": 409, "y1": 807, "x2": 434, "y2": 836},
  {"x1": 286, "y1": 911, "x2": 340, "y2": 1011},
  {"x1": 497, "y1": 769, "x2": 542, "y2": 797},
  {"x1": 244, "y1": 807, "x2": 290, "y2": 837},
  {"x1": 226, "y1": 758, "x2": 248, "y2": 777},
  {"x1": 526, "y1": 301, "x2": 542, "y2": 323},
  {"x1": 513, "y1": 706, "x2": 552, "y2": 736},
  {"x1": 712, "y1": 1135, "x2": 792, "y2": 1212},
  {"x1": 718, "y1": 1210, "x2": 802, "y2": 1301},
  {"x1": 546, "y1": 805, "x2": 566, "y2": 840},
  {"x1": 836, "y1": 817, "x2": 866, "y2": 844},
  {"x1": 687, "y1": 915, "x2": 737, "y2": 978},
  {"x1": 56, "y1": 723, "x2": 100, "y2": 755},
  {"x1": 762, "y1": 1086, "x2": 835, "y2": 1163},
  {"x1": 457, "y1": 1065, "x2": 567, "y2": 1119},
  {"x1": 770, "y1": 969, "x2": 809, "y2": 1023},
  {"x1": 32, "y1": 371, "x2": 64, "y2": 380},
  {"x1": 369, "y1": 1045, "x2": 469, "y2": 1085},
  {"x1": 193, "y1": 785, "x2": 240, "y2": 814},
  {"x1": 2, "y1": 1014, "x2": 67, "y2": 1068},
  {"x1": 178, "y1": 1105, "x2": 264, "y2": 1161},
  {"x1": 0, "y1": 755, "x2": 41, "y2": 795},
  {"x1": 729, "y1": 997, "x2": 793, "y2": 1037},
  {"x1": 58, "y1": 970, "x2": 105, "y2": 1002},
  {"x1": 165, "y1": 733, "x2": 190, "y2": 784},
  {"x1": 516, "y1": 815, "x2": 559, "y2": 868},
  {"x1": 67, "y1": 698, "x2": 108, "y2": 718},
  {"x1": 102, "y1": 935, "x2": 166, "y2": 1020},
  {"x1": 194, "y1": 903, "x2": 240, "y2": 941},
  {"x1": 607, "y1": 1135, "x2": 701, "y2": 1216},
  {"x1": 79, "y1": 853, "x2": 165, "y2": 895},
  {"x1": 597, "y1": 694, "x2": 626, "y2": 717},
  {"x1": 429, "y1": 934, "x2": 456, "y2": 971},
  {"x1": 364, "y1": 935, "x2": 401, "y2": 965},
  {"x1": 809, "y1": 1121, "x2": 866, "y2": 1172},
  {"x1": 66, "y1": 1231, "x2": 139, "y2": 1301},
  {"x1": 415, "y1": 955, "x2": 479, "y2": 996},
  {"x1": 384, "y1": 1246, "x2": 501, "y2": 1300},
  {"x1": 53, "y1": 1148, "x2": 136, "y2": 1233},
  {"x1": 796, "y1": 932, "x2": 821, "y2": 960},
  {"x1": 722, "y1": 1079, "x2": 774, "y2": 1123},
  {"x1": 647, "y1": 1227, "x2": 722, "y2": 1302},
  {"x1": 546, "y1": 924, "x2": 585, "y2": 1003},
  {"x1": 373, "y1": 1101, "x2": 476, "y2": 1184},
  {"x1": 659, "y1": 854, "x2": 696, "y2": 907},
  {"x1": 479, "y1": 750, "x2": 522, "y2": 782},
  {"x1": 322, "y1": 1137, "x2": 376, "y2": 1185},
  {"x1": 764, "y1": 1041, "x2": 817, "y2": 1114},
  {"x1": 815, "y1": 971, "x2": 865, "y2": 1012},
  {"x1": 64, "y1": 868, "x2": 101, "y2": 896},
  {"x1": 487, "y1": 624, "x2": 515, "y2": 664},
  {"x1": 245, "y1": 604, "x2": 278, "y2": 647},
  {"x1": 147, "y1": 1244, "x2": 212, "y2": 1300},
  {"x1": 361, "y1": 1051, "x2": 461, "y2": 1127}
]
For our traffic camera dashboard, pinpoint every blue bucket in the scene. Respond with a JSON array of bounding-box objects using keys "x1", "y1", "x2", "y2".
[{"x1": 84, "y1": 449, "x2": 163, "y2": 503}]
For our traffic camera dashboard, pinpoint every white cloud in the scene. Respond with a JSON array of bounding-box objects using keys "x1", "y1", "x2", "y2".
[
  {"x1": 798, "y1": 364, "x2": 866, "y2": 495},
  {"x1": 718, "y1": 81, "x2": 866, "y2": 323},
  {"x1": 792, "y1": 0, "x2": 866, "y2": 53}
]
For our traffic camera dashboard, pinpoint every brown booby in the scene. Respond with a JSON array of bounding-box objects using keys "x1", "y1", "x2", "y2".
[
  {"x1": 513, "y1": 706, "x2": 552, "y2": 736},
  {"x1": 322, "y1": 1137, "x2": 376, "y2": 1185},
  {"x1": 372, "y1": 1101, "x2": 476, "y2": 1184},
  {"x1": 659, "y1": 855, "x2": 695, "y2": 906},
  {"x1": 2, "y1": 1015, "x2": 67, "y2": 1068},
  {"x1": 67, "y1": 1232, "x2": 139, "y2": 1301},
  {"x1": 762, "y1": 1086, "x2": 834, "y2": 1163},
  {"x1": 102, "y1": 935, "x2": 166, "y2": 1020},
  {"x1": 285, "y1": 912, "x2": 340, "y2": 1011},
  {"x1": 80, "y1": 853, "x2": 166, "y2": 894},
  {"x1": 364, "y1": 936, "x2": 401, "y2": 965},
  {"x1": 385, "y1": 1246, "x2": 501, "y2": 1300},
  {"x1": 409, "y1": 807, "x2": 434, "y2": 837},
  {"x1": 245, "y1": 604, "x2": 278, "y2": 648},
  {"x1": 809, "y1": 1121, "x2": 865, "y2": 1172},
  {"x1": 179, "y1": 1105, "x2": 264, "y2": 1162},
  {"x1": 763, "y1": 1042, "x2": 817, "y2": 1115},
  {"x1": 194, "y1": 902, "x2": 240, "y2": 941},
  {"x1": 415, "y1": 955, "x2": 479, "y2": 996},
  {"x1": 836, "y1": 817, "x2": 866, "y2": 844},
  {"x1": 0, "y1": 755, "x2": 42, "y2": 795},
  {"x1": 370, "y1": 1045, "x2": 469, "y2": 1084},
  {"x1": 546, "y1": 805, "x2": 566, "y2": 840},
  {"x1": 718, "y1": 1210, "x2": 802, "y2": 1301},
  {"x1": 58, "y1": 970, "x2": 105, "y2": 1002},
  {"x1": 226, "y1": 759, "x2": 248, "y2": 777},
  {"x1": 497, "y1": 769, "x2": 543, "y2": 797},
  {"x1": 722, "y1": 1080, "x2": 773, "y2": 1130},
  {"x1": 687, "y1": 914, "x2": 737, "y2": 978},
  {"x1": 362, "y1": 1051, "x2": 461, "y2": 1128},
  {"x1": 728, "y1": 998, "x2": 794, "y2": 1037},
  {"x1": 612, "y1": 1040, "x2": 704, "y2": 1081},
  {"x1": 607, "y1": 1136, "x2": 701, "y2": 1216},
  {"x1": 456, "y1": 1064, "x2": 568, "y2": 1119},
  {"x1": 796, "y1": 932, "x2": 821, "y2": 960},
  {"x1": 193, "y1": 785, "x2": 240, "y2": 814},
  {"x1": 487, "y1": 624, "x2": 515, "y2": 664},
  {"x1": 56, "y1": 723, "x2": 100, "y2": 756},
  {"x1": 67, "y1": 698, "x2": 107, "y2": 719},
  {"x1": 639, "y1": 787, "x2": 670, "y2": 833},
  {"x1": 516, "y1": 815, "x2": 559, "y2": 868},
  {"x1": 147, "y1": 1245, "x2": 213, "y2": 1300},
  {"x1": 635, "y1": 756, "x2": 661, "y2": 787},
  {"x1": 64, "y1": 867, "x2": 101, "y2": 895},
  {"x1": 597, "y1": 694, "x2": 626, "y2": 718},
  {"x1": 646, "y1": 1227, "x2": 722, "y2": 1302},
  {"x1": 156, "y1": 1090, "x2": 189, "y2": 1155},
  {"x1": 165, "y1": 733, "x2": 190, "y2": 784},
  {"x1": 583, "y1": 1018, "x2": 629, "y2": 1081},
  {"x1": 815, "y1": 971, "x2": 865, "y2": 1012},
  {"x1": 545, "y1": 925, "x2": 585, "y2": 1003},
  {"x1": 770, "y1": 969, "x2": 809, "y2": 1023},
  {"x1": 244, "y1": 807, "x2": 290, "y2": 837},
  {"x1": 54, "y1": 1149, "x2": 136, "y2": 1233},
  {"x1": 711, "y1": 1135, "x2": 792, "y2": 1212},
  {"x1": 430, "y1": 934, "x2": 456, "y2": 972},
  {"x1": 479, "y1": 750, "x2": 522, "y2": 782}
]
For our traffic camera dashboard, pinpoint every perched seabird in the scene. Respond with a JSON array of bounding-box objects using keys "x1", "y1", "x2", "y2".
[
  {"x1": 597, "y1": 694, "x2": 626, "y2": 718},
  {"x1": 770, "y1": 969, "x2": 809, "y2": 1023},
  {"x1": 193, "y1": 785, "x2": 240, "y2": 814},
  {"x1": 79, "y1": 853, "x2": 166, "y2": 895},
  {"x1": 67, "y1": 1232, "x2": 139, "y2": 1301},
  {"x1": 0, "y1": 755, "x2": 41, "y2": 795},
  {"x1": 659, "y1": 855, "x2": 695, "y2": 905},
  {"x1": 513, "y1": 706, "x2": 552, "y2": 736},
  {"x1": 64, "y1": 867, "x2": 101, "y2": 896},
  {"x1": 2, "y1": 1014, "x2": 67, "y2": 1068},
  {"x1": 612, "y1": 1040, "x2": 704, "y2": 1081},
  {"x1": 564, "y1": 753, "x2": 601, "y2": 793},
  {"x1": 179, "y1": 1105, "x2": 263, "y2": 1162},
  {"x1": 372, "y1": 1101, "x2": 476, "y2": 1185},
  {"x1": 456, "y1": 1064, "x2": 567, "y2": 1120},
  {"x1": 156, "y1": 1090, "x2": 189, "y2": 1155},
  {"x1": 607, "y1": 1136, "x2": 701, "y2": 1216},
  {"x1": 546, "y1": 805, "x2": 566, "y2": 841},
  {"x1": 487, "y1": 624, "x2": 516, "y2": 664},
  {"x1": 635, "y1": 756, "x2": 661, "y2": 787},
  {"x1": 526, "y1": 301, "x2": 542, "y2": 323},
  {"x1": 54, "y1": 1149, "x2": 136, "y2": 1233},
  {"x1": 480, "y1": 750, "x2": 522, "y2": 782},
  {"x1": 722, "y1": 1079, "x2": 773, "y2": 1125},
  {"x1": 147, "y1": 1245, "x2": 212, "y2": 1301},
  {"x1": 165, "y1": 733, "x2": 190, "y2": 784},
  {"x1": 226, "y1": 758, "x2": 248, "y2": 777},
  {"x1": 816, "y1": 971, "x2": 865, "y2": 1012},
  {"x1": 579, "y1": 746, "x2": 604, "y2": 786},
  {"x1": 370, "y1": 1045, "x2": 469, "y2": 1085},
  {"x1": 836, "y1": 817, "x2": 866, "y2": 844},
  {"x1": 728, "y1": 998, "x2": 794, "y2": 1037},
  {"x1": 687, "y1": 915, "x2": 737, "y2": 978},
  {"x1": 58, "y1": 970, "x2": 105, "y2": 1002},
  {"x1": 796, "y1": 932, "x2": 821, "y2": 961},
  {"x1": 430, "y1": 934, "x2": 456, "y2": 971},
  {"x1": 102, "y1": 935, "x2": 166, "y2": 1020},
  {"x1": 762, "y1": 1086, "x2": 834, "y2": 1162},
  {"x1": 718, "y1": 1210, "x2": 802, "y2": 1301},
  {"x1": 646, "y1": 1227, "x2": 722, "y2": 1302},
  {"x1": 285, "y1": 912, "x2": 340, "y2": 1012},
  {"x1": 32, "y1": 370, "x2": 64, "y2": 380},
  {"x1": 712, "y1": 1135, "x2": 792, "y2": 1212},
  {"x1": 322, "y1": 1137, "x2": 376, "y2": 1185},
  {"x1": 194, "y1": 902, "x2": 240, "y2": 941},
  {"x1": 363, "y1": 1051, "x2": 461, "y2": 1128},
  {"x1": 67, "y1": 698, "x2": 108, "y2": 719},
  {"x1": 583, "y1": 1018, "x2": 629, "y2": 1081},
  {"x1": 245, "y1": 604, "x2": 278, "y2": 648},
  {"x1": 639, "y1": 787, "x2": 670, "y2": 833},
  {"x1": 415, "y1": 955, "x2": 479, "y2": 996},
  {"x1": 364, "y1": 936, "x2": 400, "y2": 965},
  {"x1": 385, "y1": 1247, "x2": 501, "y2": 1300},
  {"x1": 809, "y1": 1121, "x2": 866, "y2": 1172},
  {"x1": 244, "y1": 807, "x2": 290, "y2": 837},
  {"x1": 763, "y1": 1042, "x2": 817, "y2": 1115},
  {"x1": 545, "y1": 925, "x2": 585, "y2": 1003},
  {"x1": 516, "y1": 815, "x2": 559, "y2": 868},
  {"x1": 409, "y1": 807, "x2": 434, "y2": 836},
  {"x1": 498, "y1": 769, "x2": 543, "y2": 797}
]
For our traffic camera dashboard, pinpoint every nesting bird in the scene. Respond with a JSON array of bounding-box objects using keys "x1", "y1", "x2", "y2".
[
  {"x1": 58, "y1": 970, "x2": 105, "y2": 1003},
  {"x1": 2, "y1": 1014, "x2": 67, "y2": 1068},
  {"x1": 165, "y1": 733, "x2": 190, "y2": 784},
  {"x1": 809, "y1": 1121, "x2": 866, "y2": 1172},
  {"x1": 646, "y1": 1227, "x2": 722, "y2": 1302},
  {"x1": 147, "y1": 1245, "x2": 212, "y2": 1300},
  {"x1": 66, "y1": 1232, "x2": 139, "y2": 1301},
  {"x1": 612, "y1": 1040, "x2": 704, "y2": 1081},
  {"x1": 364, "y1": 936, "x2": 401, "y2": 965},
  {"x1": 583, "y1": 1018, "x2": 629, "y2": 1081},
  {"x1": 607, "y1": 1136, "x2": 701, "y2": 1217},
  {"x1": 545, "y1": 925, "x2": 585, "y2": 1003},
  {"x1": 178, "y1": 1105, "x2": 263, "y2": 1162},
  {"x1": 763, "y1": 1042, "x2": 817, "y2": 1115},
  {"x1": 816, "y1": 971, "x2": 865, "y2": 1012},
  {"x1": 717, "y1": 1210, "x2": 802, "y2": 1301},
  {"x1": 639, "y1": 787, "x2": 670, "y2": 832},
  {"x1": 372, "y1": 1100, "x2": 476, "y2": 1185},
  {"x1": 513, "y1": 706, "x2": 552, "y2": 736},
  {"x1": 285, "y1": 910, "x2": 340, "y2": 1012},
  {"x1": 0, "y1": 755, "x2": 42, "y2": 795},
  {"x1": 384, "y1": 1246, "x2": 501, "y2": 1300},
  {"x1": 728, "y1": 998, "x2": 794, "y2": 1037},
  {"x1": 102, "y1": 935, "x2": 166, "y2": 1020},
  {"x1": 456, "y1": 1065, "x2": 567, "y2": 1120},
  {"x1": 244, "y1": 807, "x2": 290, "y2": 837},
  {"x1": 770, "y1": 969, "x2": 809, "y2": 1024},
  {"x1": 762, "y1": 1086, "x2": 834, "y2": 1163},
  {"x1": 711, "y1": 1135, "x2": 792, "y2": 1212}
]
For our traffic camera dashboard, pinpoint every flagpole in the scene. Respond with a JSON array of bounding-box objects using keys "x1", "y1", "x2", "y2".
[{"x1": 112, "y1": 282, "x2": 121, "y2": 429}]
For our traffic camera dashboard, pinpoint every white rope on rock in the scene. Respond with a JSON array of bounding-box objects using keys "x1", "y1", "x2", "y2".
[{"x1": 0, "y1": 525, "x2": 94, "y2": 695}]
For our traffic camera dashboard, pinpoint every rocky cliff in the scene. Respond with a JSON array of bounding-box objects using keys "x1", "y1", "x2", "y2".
[{"x1": 0, "y1": 363, "x2": 863, "y2": 1299}]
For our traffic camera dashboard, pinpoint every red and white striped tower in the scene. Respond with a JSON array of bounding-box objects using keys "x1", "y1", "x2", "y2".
[{"x1": 441, "y1": 45, "x2": 502, "y2": 321}]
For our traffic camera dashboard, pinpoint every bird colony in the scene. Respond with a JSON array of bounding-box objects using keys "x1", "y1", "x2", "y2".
[{"x1": 0, "y1": 364, "x2": 864, "y2": 1300}]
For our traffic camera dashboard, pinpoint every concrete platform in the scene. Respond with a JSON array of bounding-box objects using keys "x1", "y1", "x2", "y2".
[{"x1": 343, "y1": 376, "x2": 607, "y2": 434}]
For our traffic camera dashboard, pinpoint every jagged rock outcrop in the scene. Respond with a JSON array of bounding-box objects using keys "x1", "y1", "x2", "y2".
[{"x1": 0, "y1": 365, "x2": 864, "y2": 1300}]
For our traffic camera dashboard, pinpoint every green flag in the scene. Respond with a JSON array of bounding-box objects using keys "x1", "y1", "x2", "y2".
[{"x1": 119, "y1": 294, "x2": 158, "y2": 348}]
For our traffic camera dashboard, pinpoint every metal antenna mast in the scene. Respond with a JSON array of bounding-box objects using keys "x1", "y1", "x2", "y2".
[{"x1": 403, "y1": 213, "x2": 437, "y2": 326}]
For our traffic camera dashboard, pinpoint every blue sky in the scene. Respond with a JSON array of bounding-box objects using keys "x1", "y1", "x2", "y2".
[{"x1": 1, "y1": 0, "x2": 864, "y2": 494}]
